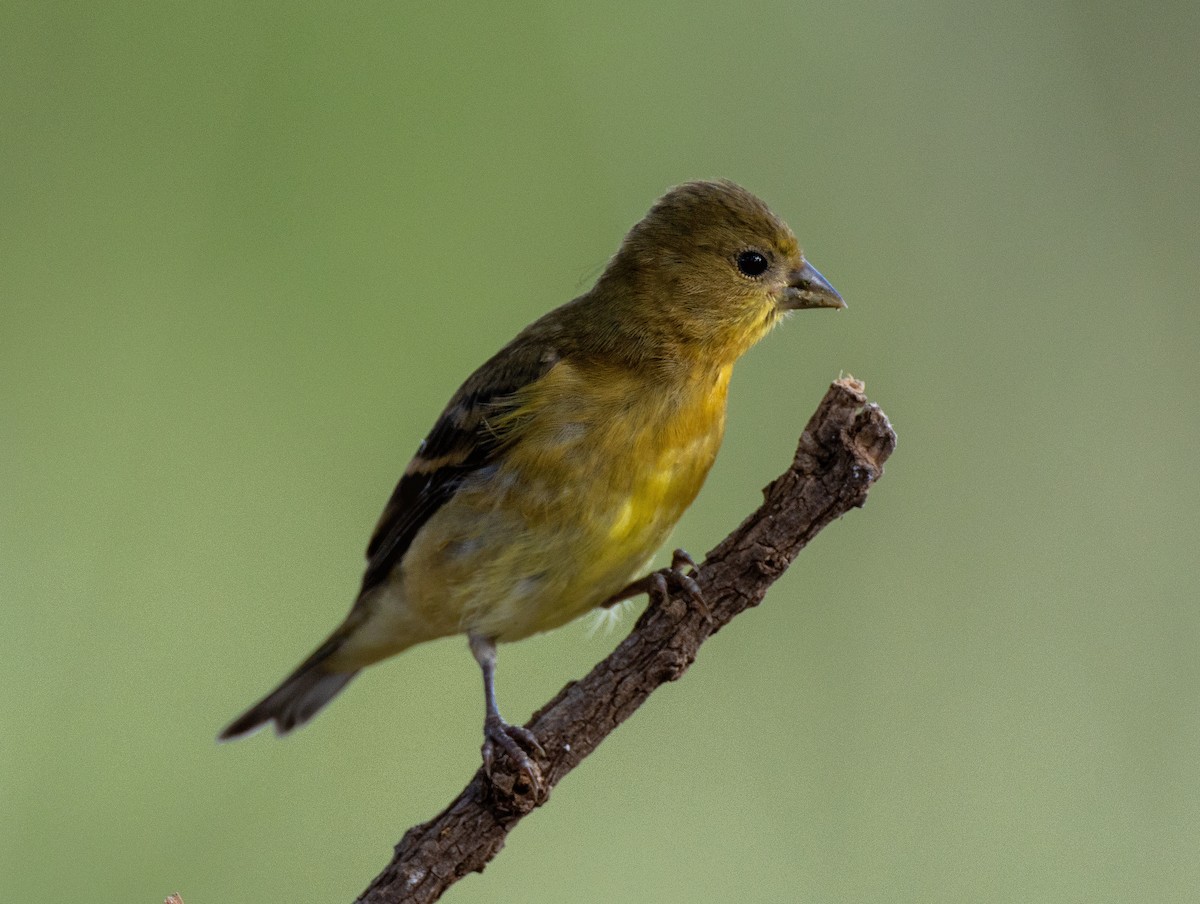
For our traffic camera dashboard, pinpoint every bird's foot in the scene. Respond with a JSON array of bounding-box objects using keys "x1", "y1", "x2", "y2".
[
  {"x1": 604, "y1": 548, "x2": 709, "y2": 619},
  {"x1": 648, "y1": 548, "x2": 710, "y2": 619},
  {"x1": 482, "y1": 713, "x2": 546, "y2": 798}
]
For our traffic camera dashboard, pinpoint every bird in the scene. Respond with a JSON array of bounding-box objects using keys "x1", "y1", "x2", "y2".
[{"x1": 219, "y1": 180, "x2": 844, "y2": 788}]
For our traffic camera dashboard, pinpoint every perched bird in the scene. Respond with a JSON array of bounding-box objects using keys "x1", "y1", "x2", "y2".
[{"x1": 219, "y1": 180, "x2": 844, "y2": 786}]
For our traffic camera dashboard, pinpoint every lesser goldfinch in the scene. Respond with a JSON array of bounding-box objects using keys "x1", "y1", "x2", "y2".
[{"x1": 220, "y1": 180, "x2": 844, "y2": 785}]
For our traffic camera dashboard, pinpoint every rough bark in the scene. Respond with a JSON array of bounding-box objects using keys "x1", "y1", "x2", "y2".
[{"x1": 356, "y1": 377, "x2": 896, "y2": 903}]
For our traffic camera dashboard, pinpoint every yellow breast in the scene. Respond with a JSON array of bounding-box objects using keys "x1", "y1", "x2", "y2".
[{"x1": 400, "y1": 359, "x2": 732, "y2": 642}]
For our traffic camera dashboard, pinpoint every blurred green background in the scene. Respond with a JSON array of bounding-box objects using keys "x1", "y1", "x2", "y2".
[{"x1": 3, "y1": 2, "x2": 1198, "y2": 902}]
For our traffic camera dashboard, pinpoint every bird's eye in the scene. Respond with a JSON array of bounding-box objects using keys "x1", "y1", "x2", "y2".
[{"x1": 736, "y1": 250, "x2": 770, "y2": 278}]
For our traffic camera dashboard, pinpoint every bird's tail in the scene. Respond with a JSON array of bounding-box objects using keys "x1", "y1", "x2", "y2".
[{"x1": 218, "y1": 632, "x2": 359, "y2": 741}]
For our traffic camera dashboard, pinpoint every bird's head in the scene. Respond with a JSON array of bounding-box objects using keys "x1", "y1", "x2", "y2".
[{"x1": 596, "y1": 180, "x2": 844, "y2": 363}]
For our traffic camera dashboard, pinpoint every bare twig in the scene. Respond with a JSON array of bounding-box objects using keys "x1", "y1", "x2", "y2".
[{"x1": 357, "y1": 378, "x2": 896, "y2": 903}]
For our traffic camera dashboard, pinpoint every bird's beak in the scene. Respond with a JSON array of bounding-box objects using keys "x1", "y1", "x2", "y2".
[{"x1": 781, "y1": 261, "x2": 845, "y2": 310}]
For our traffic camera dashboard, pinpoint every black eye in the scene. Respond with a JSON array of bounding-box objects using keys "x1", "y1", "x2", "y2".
[{"x1": 736, "y1": 250, "x2": 770, "y2": 277}]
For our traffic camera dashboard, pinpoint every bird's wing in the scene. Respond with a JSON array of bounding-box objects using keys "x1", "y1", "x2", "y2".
[{"x1": 358, "y1": 335, "x2": 563, "y2": 596}]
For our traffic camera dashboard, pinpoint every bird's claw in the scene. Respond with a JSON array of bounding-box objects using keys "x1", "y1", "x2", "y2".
[
  {"x1": 670, "y1": 548, "x2": 698, "y2": 572},
  {"x1": 601, "y1": 548, "x2": 709, "y2": 620},
  {"x1": 651, "y1": 548, "x2": 709, "y2": 618},
  {"x1": 482, "y1": 714, "x2": 545, "y2": 794}
]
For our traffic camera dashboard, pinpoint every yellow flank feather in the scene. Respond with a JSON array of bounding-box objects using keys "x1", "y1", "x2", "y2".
[{"x1": 219, "y1": 179, "x2": 844, "y2": 754}]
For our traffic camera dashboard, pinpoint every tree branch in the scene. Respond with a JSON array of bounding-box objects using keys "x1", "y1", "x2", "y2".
[{"x1": 356, "y1": 377, "x2": 896, "y2": 903}]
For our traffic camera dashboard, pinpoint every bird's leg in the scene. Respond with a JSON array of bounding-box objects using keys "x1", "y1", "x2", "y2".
[
  {"x1": 603, "y1": 548, "x2": 709, "y2": 617},
  {"x1": 468, "y1": 632, "x2": 545, "y2": 792}
]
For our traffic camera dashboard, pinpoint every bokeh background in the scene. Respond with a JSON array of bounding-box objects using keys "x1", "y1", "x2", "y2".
[{"x1": 3, "y1": 2, "x2": 1198, "y2": 902}]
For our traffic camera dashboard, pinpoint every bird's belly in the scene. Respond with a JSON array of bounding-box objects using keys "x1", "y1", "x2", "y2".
[{"x1": 399, "y1": 414, "x2": 723, "y2": 643}]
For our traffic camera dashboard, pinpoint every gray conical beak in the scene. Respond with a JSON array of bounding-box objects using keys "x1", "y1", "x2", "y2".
[{"x1": 782, "y1": 261, "x2": 845, "y2": 310}]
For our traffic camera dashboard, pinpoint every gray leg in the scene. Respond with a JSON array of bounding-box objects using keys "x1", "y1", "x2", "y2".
[{"x1": 468, "y1": 633, "x2": 545, "y2": 789}]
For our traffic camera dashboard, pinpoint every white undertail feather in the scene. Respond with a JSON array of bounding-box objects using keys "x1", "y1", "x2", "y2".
[{"x1": 586, "y1": 599, "x2": 635, "y2": 637}]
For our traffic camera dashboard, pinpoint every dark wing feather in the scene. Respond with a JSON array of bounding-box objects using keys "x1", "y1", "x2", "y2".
[{"x1": 358, "y1": 333, "x2": 564, "y2": 596}]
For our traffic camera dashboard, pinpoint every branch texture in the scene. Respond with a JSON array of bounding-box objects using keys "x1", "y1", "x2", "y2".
[{"x1": 357, "y1": 378, "x2": 896, "y2": 903}]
